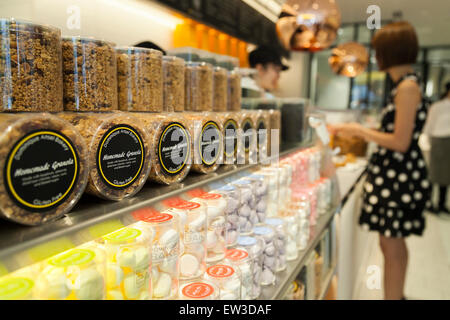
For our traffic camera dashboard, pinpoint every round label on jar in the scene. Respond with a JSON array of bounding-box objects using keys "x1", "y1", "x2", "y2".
[
  {"x1": 0, "y1": 278, "x2": 34, "y2": 300},
  {"x1": 4, "y1": 130, "x2": 79, "y2": 211},
  {"x1": 224, "y1": 119, "x2": 238, "y2": 158},
  {"x1": 97, "y1": 125, "x2": 145, "y2": 189},
  {"x1": 187, "y1": 188, "x2": 207, "y2": 198},
  {"x1": 225, "y1": 249, "x2": 249, "y2": 261},
  {"x1": 132, "y1": 208, "x2": 173, "y2": 223},
  {"x1": 206, "y1": 264, "x2": 235, "y2": 278},
  {"x1": 200, "y1": 121, "x2": 221, "y2": 166},
  {"x1": 182, "y1": 282, "x2": 215, "y2": 299},
  {"x1": 158, "y1": 123, "x2": 190, "y2": 176},
  {"x1": 48, "y1": 249, "x2": 95, "y2": 267},
  {"x1": 242, "y1": 118, "x2": 254, "y2": 153},
  {"x1": 199, "y1": 193, "x2": 222, "y2": 200},
  {"x1": 257, "y1": 118, "x2": 267, "y2": 151},
  {"x1": 164, "y1": 198, "x2": 201, "y2": 210},
  {"x1": 103, "y1": 228, "x2": 142, "y2": 243}
]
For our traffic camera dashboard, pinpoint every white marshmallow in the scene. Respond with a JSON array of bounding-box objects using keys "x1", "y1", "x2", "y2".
[
  {"x1": 153, "y1": 272, "x2": 172, "y2": 299},
  {"x1": 159, "y1": 229, "x2": 179, "y2": 250},
  {"x1": 123, "y1": 273, "x2": 142, "y2": 300},
  {"x1": 35, "y1": 266, "x2": 70, "y2": 300},
  {"x1": 206, "y1": 230, "x2": 218, "y2": 249},
  {"x1": 74, "y1": 268, "x2": 104, "y2": 300},
  {"x1": 220, "y1": 292, "x2": 237, "y2": 300},
  {"x1": 159, "y1": 257, "x2": 178, "y2": 274},
  {"x1": 106, "y1": 264, "x2": 124, "y2": 289},
  {"x1": 188, "y1": 214, "x2": 206, "y2": 231},
  {"x1": 134, "y1": 247, "x2": 150, "y2": 272},
  {"x1": 180, "y1": 254, "x2": 199, "y2": 277},
  {"x1": 107, "y1": 289, "x2": 124, "y2": 300}
]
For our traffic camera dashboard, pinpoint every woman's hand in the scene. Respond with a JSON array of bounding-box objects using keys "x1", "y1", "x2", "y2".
[{"x1": 329, "y1": 122, "x2": 365, "y2": 139}]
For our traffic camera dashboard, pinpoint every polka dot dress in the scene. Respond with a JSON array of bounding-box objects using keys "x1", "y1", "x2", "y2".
[{"x1": 359, "y1": 73, "x2": 431, "y2": 238}]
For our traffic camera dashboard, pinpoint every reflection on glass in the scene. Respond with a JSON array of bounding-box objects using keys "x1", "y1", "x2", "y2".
[
  {"x1": 276, "y1": 0, "x2": 341, "y2": 52},
  {"x1": 328, "y1": 42, "x2": 369, "y2": 77}
]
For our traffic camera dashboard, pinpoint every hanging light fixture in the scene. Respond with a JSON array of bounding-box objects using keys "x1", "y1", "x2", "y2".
[
  {"x1": 328, "y1": 42, "x2": 369, "y2": 77},
  {"x1": 276, "y1": 0, "x2": 341, "y2": 52}
]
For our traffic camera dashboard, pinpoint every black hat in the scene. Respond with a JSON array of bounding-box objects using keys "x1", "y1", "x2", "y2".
[
  {"x1": 249, "y1": 46, "x2": 289, "y2": 71},
  {"x1": 134, "y1": 41, "x2": 166, "y2": 55}
]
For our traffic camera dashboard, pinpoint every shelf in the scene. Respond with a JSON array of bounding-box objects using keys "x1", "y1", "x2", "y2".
[
  {"x1": 258, "y1": 205, "x2": 340, "y2": 300},
  {"x1": 319, "y1": 265, "x2": 337, "y2": 300},
  {"x1": 0, "y1": 142, "x2": 311, "y2": 273}
]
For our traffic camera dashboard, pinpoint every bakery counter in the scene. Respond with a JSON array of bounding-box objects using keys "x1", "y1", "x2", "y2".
[
  {"x1": 258, "y1": 205, "x2": 340, "y2": 300},
  {"x1": 0, "y1": 142, "x2": 311, "y2": 275}
]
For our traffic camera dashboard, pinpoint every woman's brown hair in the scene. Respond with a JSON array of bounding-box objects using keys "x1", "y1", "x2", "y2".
[{"x1": 372, "y1": 21, "x2": 419, "y2": 71}]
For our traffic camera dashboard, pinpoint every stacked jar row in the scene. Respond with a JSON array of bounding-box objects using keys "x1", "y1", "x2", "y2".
[{"x1": 0, "y1": 158, "x2": 325, "y2": 300}]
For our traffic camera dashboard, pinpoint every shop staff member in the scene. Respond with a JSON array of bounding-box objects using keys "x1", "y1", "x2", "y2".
[
  {"x1": 422, "y1": 82, "x2": 450, "y2": 214},
  {"x1": 248, "y1": 46, "x2": 289, "y2": 98},
  {"x1": 330, "y1": 21, "x2": 431, "y2": 300}
]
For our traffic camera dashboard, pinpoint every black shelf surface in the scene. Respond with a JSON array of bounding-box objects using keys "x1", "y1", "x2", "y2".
[
  {"x1": 258, "y1": 206, "x2": 340, "y2": 300},
  {"x1": 0, "y1": 142, "x2": 310, "y2": 272}
]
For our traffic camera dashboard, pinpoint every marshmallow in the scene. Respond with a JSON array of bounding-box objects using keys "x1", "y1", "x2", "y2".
[
  {"x1": 74, "y1": 268, "x2": 104, "y2": 300},
  {"x1": 116, "y1": 248, "x2": 136, "y2": 269},
  {"x1": 107, "y1": 290, "x2": 124, "y2": 300},
  {"x1": 123, "y1": 273, "x2": 142, "y2": 300},
  {"x1": 151, "y1": 267, "x2": 160, "y2": 282},
  {"x1": 153, "y1": 272, "x2": 172, "y2": 299},
  {"x1": 180, "y1": 254, "x2": 199, "y2": 277},
  {"x1": 134, "y1": 247, "x2": 150, "y2": 272},
  {"x1": 187, "y1": 214, "x2": 206, "y2": 231},
  {"x1": 220, "y1": 292, "x2": 237, "y2": 300},
  {"x1": 106, "y1": 264, "x2": 124, "y2": 289},
  {"x1": 159, "y1": 229, "x2": 179, "y2": 248},
  {"x1": 35, "y1": 266, "x2": 70, "y2": 300},
  {"x1": 159, "y1": 257, "x2": 178, "y2": 274},
  {"x1": 206, "y1": 230, "x2": 218, "y2": 249}
]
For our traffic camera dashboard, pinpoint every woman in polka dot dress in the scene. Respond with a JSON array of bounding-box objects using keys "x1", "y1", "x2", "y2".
[{"x1": 331, "y1": 21, "x2": 431, "y2": 300}]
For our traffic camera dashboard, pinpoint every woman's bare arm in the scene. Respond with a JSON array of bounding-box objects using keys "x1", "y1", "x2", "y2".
[{"x1": 331, "y1": 80, "x2": 421, "y2": 153}]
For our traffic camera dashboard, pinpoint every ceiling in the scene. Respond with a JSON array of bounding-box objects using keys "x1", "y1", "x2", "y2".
[{"x1": 336, "y1": 0, "x2": 450, "y2": 46}]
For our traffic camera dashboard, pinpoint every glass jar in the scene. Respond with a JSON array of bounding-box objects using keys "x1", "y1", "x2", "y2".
[
  {"x1": 102, "y1": 226, "x2": 152, "y2": 300},
  {"x1": 258, "y1": 167, "x2": 279, "y2": 217},
  {"x1": 0, "y1": 113, "x2": 89, "y2": 226},
  {"x1": 0, "y1": 19, "x2": 63, "y2": 112},
  {"x1": 185, "y1": 62, "x2": 213, "y2": 112},
  {"x1": 116, "y1": 47, "x2": 163, "y2": 112},
  {"x1": 131, "y1": 208, "x2": 180, "y2": 300},
  {"x1": 213, "y1": 67, "x2": 228, "y2": 112},
  {"x1": 218, "y1": 111, "x2": 241, "y2": 165},
  {"x1": 238, "y1": 111, "x2": 257, "y2": 164},
  {"x1": 212, "y1": 184, "x2": 241, "y2": 247},
  {"x1": 0, "y1": 264, "x2": 40, "y2": 300},
  {"x1": 264, "y1": 218, "x2": 287, "y2": 272},
  {"x1": 224, "y1": 248, "x2": 253, "y2": 300},
  {"x1": 252, "y1": 226, "x2": 277, "y2": 286},
  {"x1": 178, "y1": 280, "x2": 219, "y2": 300},
  {"x1": 242, "y1": 174, "x2": 269, "y2": 225},
  {"x1": 204, "y1": 263, "x2": 241, "y2": 300},
  {"x1": 227, "y1": 70, "x2": 241, "y2": 111},
  {"x1": 255, "y1": 110, "x2": 270, "y2": 163},
  {"x1": 189, "y1": 191, "x2": 228, "y2": 264},
  {"x1": 278, "y1": 208, "x2": 299, "y2": 261},
  {"x1": 231, "y1": 179, "x2": 256, "y2": 235},
  {"x1": 36, "y1": 242, "x2": 107, "y2": 300},
  {"x1": 62, "y1": 37, "x2": 118, "y2": 112},
  {"x1": 267, "y1": 110, "x2": 281, "y2": 157},
  {"x1": 58, "y1": 112, "x2": 152, "y2": 201},
  {"x1": 185, "y1": 112, "x2": 223, "y2": 174},
  {"x1": 137, "y1": 113, "x2": 192, "y2": 185},
  {"x1": 163, "y1": 56, "x2": 185, "y2": 112},
  {"x1": 163, "y1": 198, "x2": 207, "y2": 280},
  {"x1": 236, "y1": 236, "x2": 264, "y2": 299}
]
